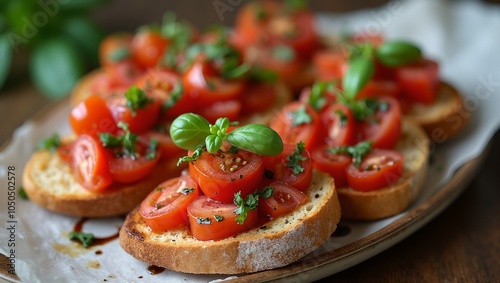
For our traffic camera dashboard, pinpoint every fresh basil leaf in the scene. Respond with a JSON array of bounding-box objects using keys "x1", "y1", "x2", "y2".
[
  {"x1": 342, "y1": 56, "x2": 374, "y2": 99},
  {"x1": 30, "y1": 38, "x2": 84, "y2": 99},
  {"x1": 227, "y1": 124, "x2": 284, "y2": 156},
  {"x1": 0, "y1": 33, "x2": 12, "y2": 90},
  {"x1": 170, "y1": 113, "x2": 211, "y2": 150},
  {"x1": 376, "y1": 41, "x2": 422, "y2": 67}
]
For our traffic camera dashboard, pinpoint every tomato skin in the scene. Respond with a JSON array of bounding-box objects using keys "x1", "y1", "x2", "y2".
[
  {"x1": 320, "y1": 103, "x2": 357, "y2": 147},
  {"x1": 182, "y1": 59, "x2": 245, "y2": 107},
  {"x1": 187, "y1": 196, "x2": 258, "y2": 241},
  {"x1": 394, "y1": 58, "x2": 439, "y2": 104},
  {"x1": 189, "y1": 148, "x2": 265, "y2": 203},
  {"x1": 346, "y1": 149, "x2": 404, "y2": 191},
  {"x1": 71, "y1": 134, "x2": 113, "y2": 191},
  {"x1": 104, "y1": 60, "x2": 143, "y2": 88},
  {"x1": 240, "y1": 83, "x2": 277, "y2": 115},
  {"x1": 311, "y1": 146, "x2": 352, "y2": 188},
  {"x1": 107, "y1": 151, "x2": 160, "y2": 184},
  {"x1": 99, "y1": 33, "x2": 133, "y2": 67},
  {"x1": 141, "y1": 128, "x2": 184, "y2": 161},
  {"x1": 69, "y1": 95, "x2": 118, "y2": 138},
  {"x1": 131, "y1": 29, "x2": 169, "y2": 69},
  {"x1": 264, "y1": 143, "x2": 313, "y2": 192},
  {"x1": 258, "y1": 181, "x2": 307, "y2": 219},
  {"x1": 356, "y1": 80, "x2": 400, "y2": 100},
  {"x1": 105, "y1": 94, "x2": 161, "y2": 134},
  {"x1": 135, "y1": 69, "x2": 195, "y2": 119},
  {"x1": 357, "y1": 96, "x2": 402, "y2": 149},
  {"x1": 313, "y1": 49, "x2": 348, "y2": 81},
  {"x1": 197, "y1": 100, "x2": 242, "y2": 124},
  {"x1": 139, "y1": 175, "x2": 200, "y2": 232},
  {"x1": 269, "y1": 101, "x2": 322, "y2": 150}
]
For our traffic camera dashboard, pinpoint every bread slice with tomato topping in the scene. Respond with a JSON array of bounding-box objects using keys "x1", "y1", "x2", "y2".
[
  {"x1": 336, "y1": 119, "x2": 429, "y2": 220},
  {"x1": 119, "y1": 170, "x2": 340, "y2": 274},
  {"x1": 22, "y1": 137, "x2": 185, "y2": 218}
]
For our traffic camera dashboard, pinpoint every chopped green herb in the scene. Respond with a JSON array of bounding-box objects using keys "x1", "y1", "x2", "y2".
[
  {"x1": 69, "y1": 231, "x2": 94, "y2": 248},
  {"x1": 284, "y1": 0, "x2": 308, "y2": 12},
  {"x1": 177, "y1": 147, "x2": 205, "y2": 166},
  {"x1": 328, "y1": 141, "x2": 373, "y2": 168},
  {"x1": 334, "y1": 110, "x2": 348, "y2": 126},
  {"x1": 108, "y1": 46, "x2": 131, "y2": 62},
  {"x1": 260, "y1": 186, "x2": 274, "y2": 198},
  {"x1": 155, "y1": 187, "x2": 163, "y2": 192},
  {"x1": 337, "y1": 96, "x2": 383, "y2": 121},
  {"x1": 272, "y1": 45, "x2": 295, "y2": 62},
  {"x1": 181, "y1": 188, "x2": 196, "y2": 195},
  {"x1": 308, "y1": 81, "x2": 336, "y2": 111},
  {"x1": 286, "y1": 142, "x2": 307, "y2": 175},
  {"x1": 196, "y1": 217, "x2": 212, "y2": 225},
  {"x1": 162, "y1": 82, "x2": 184, "y2": 110},
  {"x1": 214, "y1": 215, "x2": 224, "y2": 222},
  {"x1": 18, "y1": 187, "x2": 29, "y2": 200},
  {"x1": 291, "y1": 105, "x2": 312, "y2": 126},
  {"x1": 37, "y1": 133, "x2": 61, "y2": 152},
  {"x1": 228, "y1": 145, "x2": 239, "y2": 154},
  {"x1": 146, "y1": 138, "x2": 158, "y2": 160},
  {"x1": 248, "y1": 67, "x2": 278, "y2": 83},
  {"x1": 233, "y1": 188, "x2": 273, "y2": 224},
  {"x1": 99, "y1": 122, "x2": 138, "y2": 158},
  {"x1": 124, "y1": 86, "x2": 153, "y2": 116},
  {"x1": 253, "y1": 3, "x2": 267, "y2": 21}
]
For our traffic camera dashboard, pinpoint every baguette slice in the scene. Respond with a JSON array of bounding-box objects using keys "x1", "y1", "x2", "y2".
[
  {"x1": 119, "y1": 170, "x2": 341, "y2": 274},
  {"x1": 406, "y1": 81, "x2": 468, "y2": 140},
  {"x1": 22, "y1": 139, "x2": 185, "y2": 218},
  {"x1": 337, "y1": 119, "x2": 429, "y2": 220}
]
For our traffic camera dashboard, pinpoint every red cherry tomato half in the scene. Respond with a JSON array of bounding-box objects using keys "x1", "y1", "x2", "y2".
[
  {"x1": 312, "y1": 49, "x2": 348, "y2": 81},
  {"x1": 182, "y1": 59, "x2": 244, "y2": 107},
  {"x1": 99, "y1": 33, "x2": 133, "y2": 67},
  {"x1": 105, "y1": 93, "x2": 161, "y2": 134},
  {"x1": 264, "y1": 143, "x2": 313, "y2": 192},
  {"x1": 311, "y1": 145, "x2": 351, "y2": 188},
  {"x1": 104, "y1": 60, "x2": 143, "y2": 88},
  {"x1": 269, "y1": 101, "x2": 322, "y2": 150},
  {"x1": 240, "y1": 83, "x2": 277, "y2": 116},
  {"x1": 69, "y1": 95, "x2": 118, "y2": 138},
  {"x1": 187, "y1": 195, "x2": 258, "y2": 241},
  {"x1": 139, "y1": 175, "x2": 200, "y2": 232},
  {"x1": 258, "y1": 181, "x2": 307, "y2": 219},
  {"x1": 357, "y1": 97, "x2": 402, "y2": 149},
  {"x1": 189, "y1": 148, "x2": 265, "y2": 203},
  {"x1": 197, "y1": 100, "x2": 242, "y2": 124},
  {"x1": 320, "y1": 103, "x2": 356, "y2": 147},
  {"x1": 135, "y1": 69, "x2": 195, "y2": 119},
  {"x1": 356, "y1": 80, "x2": 400, "y2": 100},
  {"x1": 140, "y1": 128, "x2": 184, "y2": 161},
  {"x1": 346, "y1": 149, "x2": 404, "y2": 192},
  {"x1": 395, "y1": 58, "x2": 439, "y2": 104},
  {"x1": 131, "y1": 29, "x2": 169, "y2": 69},
  {"x1": 71, "y1": 134, "x2": 113, "y2": 191}
]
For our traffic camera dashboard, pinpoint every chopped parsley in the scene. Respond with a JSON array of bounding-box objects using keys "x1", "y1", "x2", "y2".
[
  {"x1": 272, "y1": 45, "x2": 295, "y2": 62},
  {"x1": 108, "y1": 46, "x2": 131, "y2": 62},
  {"x1": 37, "y1": 133, "x2": 61, "y2": 152},
  {"x1": 18, "y1": 187, "x2": 29, "y2": 200},
  {"x1": 181, "y1": 188, "x2": 196, "y2": 195},
  {"x1": 214, "y1": 215, "x2": 224, "y2": 222},
  {"x1": 177, "y1": 147, "x2": 205, "y2": 166},
  {"x1": 124, "y1": 86, "x2": 153, "y2": 116},
  {"x1": 233, "y1": 187, "x2": 274, "y2": 224},
  {"x1": 291, "y1": 105, "x2": 312, "y2": 126},
  {"x1": 196, "y1": 217, "x2": 212, "y2": 225},
  {"x1": 338, "y1": 95, "x2": 387, "y2": 121},
  {"x1": 162, "y1": 81, "x2": 184, "y2": 110},
  {"x1": 69, "y1": 231, "x2": 94, "y2": 248},
  {"x1": 286, "y1": 142, "x2": 307, "y2": 175},
  {"x1": 99, "y1": 122, "x2": 138, "y2": 158},
  {"x1": 248, "y1": 67, "x2": 278, "y2": 83},
  {"x1": 328, "y1": 141, "x2": 373, "y2": 168},
  {"x1": 146, "y1": 138, "x2": 158, "y2": 160},
  {"x1": 308, "y1": 81, "x2": 336, "y2": 111},
  {"x1": 335, "y1": 110, "x2": 348, "y2": 126}
]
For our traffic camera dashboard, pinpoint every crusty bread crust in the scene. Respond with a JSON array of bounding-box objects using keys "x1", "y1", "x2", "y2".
[
  {"x1": 336, "y1": 119, "x2": 429, "y2": 220},
  {"x1": 119, "y1": 170, "x2": 341, "y2": 274},
  {"x1": 22, "y1": 146, "x2": 186, "y2": 218},
  {"x1": 406, "y1": 82, "x2": 468, "y2": 140}
]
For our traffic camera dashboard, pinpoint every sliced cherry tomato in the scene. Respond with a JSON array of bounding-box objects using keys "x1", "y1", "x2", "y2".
[
  {"x1": 356, "y1": 80, "x2": 400, "y2": 100},
  {"x1": 69, "y1": 95, "x2": 118, "y2": 138},
  {"x1": 258, "y1": 181, "x2": 307, "y2": 219},
  {"x1": 71, "y1": 134, "x2": 113, "y2": 191},
  {"x1": 320, "y1": 103, "x2": 356, "y2": 147},
  {"x1": 104, "y1": 60, "x2": 143, "y2": 88},
  {"x1": 189, "y1": 147, "x2": 264, "y2": 203},
  {"x1": 141, "y1": 127, "x2": 184, "y2": 161},
  {"x1": 312, "y1": 49, "x2": 348, "y2": 81},
  {"x1": 357, "y1": 97, "x2": 402, "y2": 149},
  {"x1": 311, "y1": 145, "x2": 351, "y2": 188},
  {"x1": 105, "y1": 93, "x2": 161, "y2": 134},
  {"x1": 107, "y1": 141, "x2": 160, "y2": 184},
  {"x1": 99, "y1": 33, "x2": 133, "y2": 67},
  {"x1": 135, "y1": 69, "x2": 195, "y2": 119},
  {"x1": 346, "y1": 149, "x2": 404, "y2": 191},
  {"x1": 197, "y1": 100, "x2": 242, "y2": 124},
  {"x1": 394, "y1": 58, "x2": 439, "y2": 104},
  {"x1": 240, "y1": 83, "x2": 277, "y2": 115},
  {"x1": 182, "y1": 59, "x2": 245, "y2": 107},
  {"x1": 57, "y1": 143, "x2": 73, "y2": 165},
  {"x1": 269, "y1": 101, "x2": 322, "y2": 150},
  {"x1": 139, "y1": 175, "x2": 200, "y2": 232},
  {"x1": 131, "y1": 29, "x2": 169, "y2": 69},
  {"x1": 264, "y1": 143, "x2": 313, "y2": 192},
  {"x1": 187, "y1": 195, "x2": 258, "y2": 241}
]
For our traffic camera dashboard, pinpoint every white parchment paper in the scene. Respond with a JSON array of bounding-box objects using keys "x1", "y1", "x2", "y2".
[{"x1": 1, "y1": 0, "x2": 500, "y2": 282}]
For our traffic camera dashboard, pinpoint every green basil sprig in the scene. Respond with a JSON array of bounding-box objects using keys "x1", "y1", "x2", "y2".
[
  {"x1": 375, "y1": 41, "x2": 422, "y2": 67},
  {"x1": 170, "y1": 113, "x2": 284, "y2": 157},
  {"x1": 342, "y1": 55, "x2": 375, "y2": 100}
]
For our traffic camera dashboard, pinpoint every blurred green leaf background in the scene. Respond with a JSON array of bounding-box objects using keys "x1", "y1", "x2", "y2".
[{"x1": 0, "y1": 0, "x2": 105, "y2": 99}]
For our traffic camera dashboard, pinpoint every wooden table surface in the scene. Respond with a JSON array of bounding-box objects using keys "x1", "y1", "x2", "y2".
[{"x1": 1, "y1": 1, "x2": 499, "y2": 282}]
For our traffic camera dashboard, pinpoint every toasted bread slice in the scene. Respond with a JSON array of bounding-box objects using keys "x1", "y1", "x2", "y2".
[
  {"x1": 22, "y1": 143, "x2": 186, "y2": 218},
  {"x1": 119, "y1": 170, "x2": 340, "y2": 274},
  {"x1": 406, "y1": 82, "x2": 468, "y2": 140},
  {"x1": 337, "y1": 119, "x2": 429, "y2": 220}
]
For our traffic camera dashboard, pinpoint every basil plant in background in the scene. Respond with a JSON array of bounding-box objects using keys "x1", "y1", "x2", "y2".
[{"x1": 0, "y1": 0, "x2": 105, "y2": 99}]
